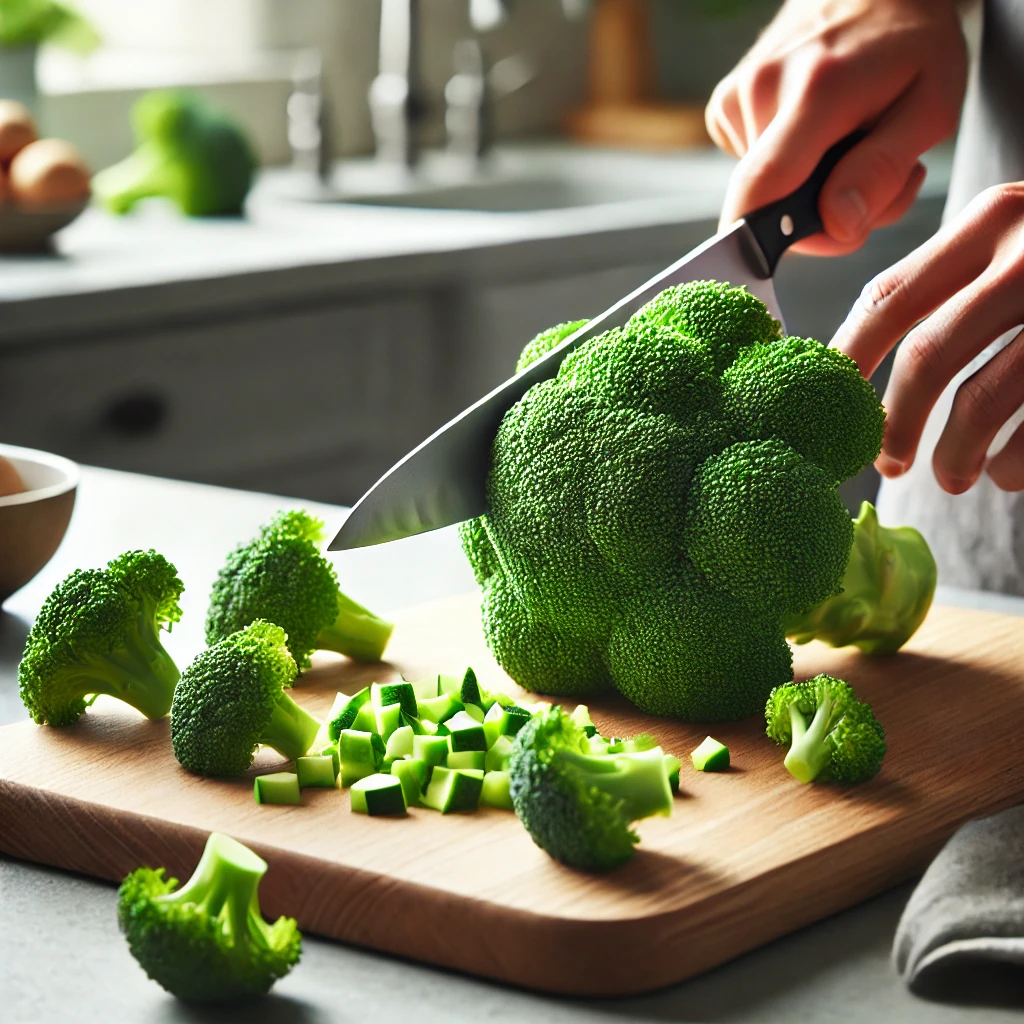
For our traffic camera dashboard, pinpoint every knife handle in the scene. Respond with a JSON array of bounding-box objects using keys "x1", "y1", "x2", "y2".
[{"x1": 744, "y1": 129, "x2": 869, "y2": 276}]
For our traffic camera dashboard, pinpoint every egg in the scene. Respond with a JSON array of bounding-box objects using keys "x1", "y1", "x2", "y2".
[
  {"x1": 0, "y1": 100, "x2": 37, "y2": 164},
  {"x1": 0, "y1": 455, "x2": 25, "y2": 498},
  {"x1": 9, "y1": 138, "x2": 91, "y2": 208}
]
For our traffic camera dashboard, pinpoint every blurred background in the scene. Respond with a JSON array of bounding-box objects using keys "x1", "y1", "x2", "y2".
[{"x1": 0, "y1": 0, "x2": 960, "y2": 513}]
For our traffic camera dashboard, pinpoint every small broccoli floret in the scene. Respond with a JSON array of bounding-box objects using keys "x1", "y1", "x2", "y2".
[
  {"x1": 92, "y1": 90, "x2": 255, "y2": 217},
  {"x1": 206, "y1": 509, "x2": 393, "y2": 669},
  {"x1": 765, "y1": 674, "x2": 885, "y2": 784},
  {"x1": 785, "y1": 502, "x2": 937, "y2": 655},
  {"x1": 18, "y1": 551, "x2": 183, "y2": 726},
  {"x1": 516, "y1": 319, "x2": 588, "y2": 372},
  {"x1": 509, "y1": 706, "x2": 673, "y2": 870},
  {"x1": 118, "y1": 831, "x2": 301, "y2": 1002},
  {"x1": 171, "y1": 620, "x2": 321, "y2": 777}
]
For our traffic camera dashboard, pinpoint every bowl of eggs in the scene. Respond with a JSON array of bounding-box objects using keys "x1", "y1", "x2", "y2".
[
  {"x1": 0, "y1": 100, "x2": 91, "y2": 252},
  {"x1": 0, "y1": 444, "x2": 78, "y2": 605}
]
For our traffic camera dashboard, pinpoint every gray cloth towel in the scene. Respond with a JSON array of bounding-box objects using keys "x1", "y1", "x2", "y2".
[{"x1": 893, "y1": 806, "x2": 1024, "y2": 991}]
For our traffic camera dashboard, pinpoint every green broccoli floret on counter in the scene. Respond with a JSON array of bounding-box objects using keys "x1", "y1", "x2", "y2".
[
  {"x1": 206, "y1": 509, "x2": 393, "y2": 669},
  {"x1": 118, "y1": 831, "x2": 301, "y2": 1002},
  {"x1": 509, "y1": 706, "x2": 673, "y2": 871},
  {"x1": 765, "y1": 674, "x2": 885, "y2": 784},
  {"x1": 785, "y1": 501, "x2": 937, "y2": 655},
  {"x1": 92, "y1": 90, "x2": 256, "y2": 217},
  {"x1": 171, "y1": 620, "x2": 321, "y2": 777},
  {"x1": 515, "y1": 319, "x2": 588, "y2": 372},
  {"x1": 460, "y1": 279, "x2": 892, "y2": 721},
  {"x1": 18, "y1": 550, "x2": 183, "y2": 726}
]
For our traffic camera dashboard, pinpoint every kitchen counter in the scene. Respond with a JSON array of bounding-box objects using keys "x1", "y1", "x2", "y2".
[{"x1": 1, "y1": 466, "x2": 1020, "y2": 1023}]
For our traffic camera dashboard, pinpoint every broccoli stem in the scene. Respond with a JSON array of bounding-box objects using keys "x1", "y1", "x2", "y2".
[
  {"x1": 72, "y1": 639, "x2": 180, "y2": 721},
  {"x1": 315, "y1": 592, "x2": 394, "y2": 663},
  {"x1": 261, "y1": 692, "x2": 321, "y2": 761},
  {"x1": 93, "y1": 143, "x2": 183, "y2": 215},
  {"x1": 160, "y1": 833, "x2": 267, "y2": 946},
  {"x1": 557, "y1": 748, "x2": 673, "y2": 821},
  {"x1": 783, "y1": 696, "x2": 834, "y2": 784}
]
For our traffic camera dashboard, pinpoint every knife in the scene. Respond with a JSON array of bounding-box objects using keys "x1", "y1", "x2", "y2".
[{"x1": 330, "y1": 131, "x2": 866, "y2": 551}]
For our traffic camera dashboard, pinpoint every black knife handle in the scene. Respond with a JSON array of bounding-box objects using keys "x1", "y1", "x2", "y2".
[{"x1": 744, "y1": 129, "x2": 869, "y2": 276}]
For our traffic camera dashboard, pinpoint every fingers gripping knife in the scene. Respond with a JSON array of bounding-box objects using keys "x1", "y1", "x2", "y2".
[{"x1": 330, "y1": 132, "x2": 866, "y2": 551}]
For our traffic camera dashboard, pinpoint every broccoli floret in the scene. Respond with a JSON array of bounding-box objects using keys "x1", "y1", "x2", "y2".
[
  {"x1": 206, "y1": 509, "x2": 393, "y2": 669},
  {"x1": 509, "y1": 706, "x2": 673, "y2": 870},
  {"x1": 171, "y1": 620, "x2": 321, "y2": 777},
  {"x1": 785, "y1": 501, "x2": 937, "y2": 655},
  {"x1": 515, "y1": 319, "x2": 588, "y2": 373},
  {"x1": 92, "y1": 90, "x2": 255, "y2": 217},
  {"x1": 18, "y1": 550, "x2": 183, "y2": 726},
  {"x1": 461, "y1": 280, "x2": 892, "y2": 721},
  {"x1": 765, "y1": 674, "x2": 885, "y2": 784},
  {"x1": 118, "y1": 831, "x2": 301, "y2": 1002}
]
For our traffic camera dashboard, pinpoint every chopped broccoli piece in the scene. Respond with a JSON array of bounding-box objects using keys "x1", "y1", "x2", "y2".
[
  {"x1": 391, "y1": 758, "x2": 428, "y2": 806},
  {"x1": 253, "y1": 772, "x2": 301, "y2": 805},
  {"x1": 384, "y1": 724, "x2": 414, "y2": 761},
  {"x1": 766, "y1": 674, "x2": 886, "y2": 784},
  {"x1": 480, "y1": 770, "x2": 514, "y2": 810},
  {"x1": 442, "y1": 710, "x2": 487, "y2": 752},
  {"x1": 326, "y1": 687, "x2": 370, "y2": 742},
  {"x1": 93, "y1": 90, "x2": 256, "y2": 217},
  {"x1": 422, "y1": 767, "x2": 484, "y2": 813},
  {"x1": 170, "y1": 621, "x2": 321, "y2": 777},
  {"x1": 690, "y1": 736, "x2": 730, "y2": 772},
  {"x1": 459, "y1": 280, "x2": 902, "y2": 721},
  {"x1": 570, "y1": 704, "x2": 598, "y2": 737},
  {"x1": 205, "y1": 510, "x2": 393, "y2": 670},
  {"x1": 447, "y1": 750, "x2": 486, "y2": 770},
  {"x1": 663, "y1": 754, "x2": 681, "y2": 793},
  {"x1": 117, "y1": 832, "x2": 301, "y2": 1002},
  {"x1": 295, "y1": 755, "x2": 337, "y2": 788},
  {"x1": 351, "y1": 774, "x2": 407, "y2": 816},
  {"x1": 418, "y1": 693, "x2": 464, "y2": 723},
  {"x1": 502, "y1": 704, "x2": 533, "y2": 736},
  {"x1": 18, "y1": 550, "x2": 183, "y2": 726},
  {"x1": 509, "y1": 706, "x2": 673, "y2": 870},
  {"x1": 485, "y1": 733, "x2": 515, "y2": 772},
  {"x1": 373, "y1": 681, "x2": 418, "y2": 718},
  {"x1": 412, "y1": 734, "x2": 449, "y2": 767},
  {"x1": 374, "y1": 702, "x2": 403, "y2": 740},
  {"x1": 785, "y1": 502, "x2": 937, "y2": 655}
]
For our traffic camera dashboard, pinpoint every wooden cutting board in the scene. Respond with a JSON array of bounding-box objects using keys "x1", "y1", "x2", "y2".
[{"x1": 1, "y1": 594, "x2": 1022, "y2": 996}]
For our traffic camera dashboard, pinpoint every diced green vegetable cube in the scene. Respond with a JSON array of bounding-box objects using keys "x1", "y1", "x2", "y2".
[
  {"x1": 338, "y1": 729, "x2": 385, "y2": 766},
  {"x1": 483, "y1": 702, "x2": 508, "y2": 747},
  {"x1": 422, "y1": 767, "x2": 484, "y2": 813},
  {"x1": 458, "y1": 667, "x2": 484, "y2": 708},
  {"x1": 438, "y1": 673, "x2": 462, "y2": 699},
  {"x1": 374, "y1": 681, "x2": 418, "y2": 719},
  {"x1": 417, "y1": 693, "x2": 463, "y2": 724},
  {"x1": 446, "y1": 750, "x2": 486, "y2": 771},
  {"x1": 480, "y1": 770, "x2": 514, "y2": 810},
  {"x1": 327, "y1": 687, "x2": 371, "y2": 742},
  {"x1": 412, "y1": 734, "x2": 449, "y2": 767},
  {"x1": 463, "y1": 703, "x2": 485, "y2": 723},
  {"x1": 503, "y1": 704, "x2": 533, "y2": 736},
  {"x1": 341, "y1": 761, "x2": 376, "y2": 788},
  {"x1": 691, "y1": 736, "x2": 730, "y2": 772},
  {"x1": 664, "y1": 753, "x2": 682, "y2": 793},
  {"x1": 253, "y1": 772, "x2": 301, "y2": 805},
  {"x1": 484, "y1": 734, "x2": 514, "y2": 772},
  {"x1": 391, "y1": 757, "x2": 428, "y2": 806},
  {"x1": 384, "y1": 724, "x2": 414, "y2": 761},
  {"x1": 295, "y1": 754, "x2": 338, "y2": 788},
  {"x1": 353, "y1": 702, "x2": 378, "y2": 734},
  {"x1": 491, "y1": 691, "x2": 514, "y2": 708},
  {"x1": 350, "y1": 773, "x2": 407, "y2": 815},
  {"x1": 570, "y1": 704, "x2": 598, "y2": 737},
  {"x1": 409, "y1": 676, "x2": 440, "y2": 702},
  {"x1": 443, "y1": 710, "x2": 487, "y2": 752},
  {"x1": 374, "y1": 702, "x2": 403, "y2": 740}
]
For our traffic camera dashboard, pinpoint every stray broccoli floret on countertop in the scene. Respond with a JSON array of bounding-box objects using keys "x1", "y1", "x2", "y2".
[
  {"x1": 460, "y1": 279, "x2": 900, "y2": 721},
  {"x1": 765, "y1": 674, "x2": 886, "y2": 784},
  {"x1": 18, "y1": 550, "x2": 183, "y2": 726},
  {"x1": 92, "y1": 90, "x2": 256, "y2": 217},
  {"x1": 171, "y1": 620, "x2": 321, "y2": 777},
  {"x1": 509, "y1": 706, "x2": 673, "y2": 871},
  {"x1": 118, "y1": 831, "x2": 301, "y2": 1002},
  {"x1": 206, "y1": 509, "x2": 393, "y2": 669}
]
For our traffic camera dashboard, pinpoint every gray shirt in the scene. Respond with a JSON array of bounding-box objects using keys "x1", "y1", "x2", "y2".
[{"x1": 876, "y1": 0, "x2": 1024, "y2": 593}]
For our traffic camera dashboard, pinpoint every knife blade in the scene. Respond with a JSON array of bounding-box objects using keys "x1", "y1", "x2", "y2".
[{"x1": 329, "y1": 132, "x2": 866, "y2": 551}]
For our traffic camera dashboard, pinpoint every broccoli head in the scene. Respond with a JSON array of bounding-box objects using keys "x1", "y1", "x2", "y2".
[
  {"x1": 92, "y1": 90, "x2": 256, "y2": 217},
  {"x1": 461, "y1": 280, "x2": 886, "y2": 721},
  {"x1": 18, "y1": 550, "x2": 183, "y2": 726},
  {"x1": 509, "y1": 706, "x2": 673, "y2": 870},
  {"x1": 206, "y1": 509, "x2": 393, "y2": 669},
  {"x1": 785, "y1": 501, "x2": 937, "y2": 655},
  {"x1": 118, "y1": 831, "x2": 301, "y2": 1002},
  {"x1": 765, "y1": 674, "x2": 886, "y2": 784},
  {"x1": 171, "y1": 620, "x2": 321, "y2": 777}
]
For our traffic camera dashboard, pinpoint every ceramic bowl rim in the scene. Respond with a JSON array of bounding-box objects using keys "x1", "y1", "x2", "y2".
[{"x1": 0, "y1": 443, "x2": 79, "y2": 508}]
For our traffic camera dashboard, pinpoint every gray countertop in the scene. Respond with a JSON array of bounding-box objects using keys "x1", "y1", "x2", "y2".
[{"x1": 1, "y1": 466, "x2": 1021, "y2": 1022}]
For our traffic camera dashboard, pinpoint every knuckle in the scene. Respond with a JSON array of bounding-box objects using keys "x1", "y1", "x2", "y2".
[
  {"x1": 954, "y1": 374, "x2": 1005, "y2": 435},
  {"x1": 973, "y1": 184, "x2": 1024, "y2": 223},
  {"x1": 802, "y1": 53, "x2": 844, "y2": 93},
  {"x1": 859, "y1": 268, "x2": 908, "y2": 315},
  {"x1": 858, "y1": 145, "x2": 910, "y2": 196},
  {"x1": 898, "y1": 329, "x2": 947, "y2": 389},
  {"x1": 737, "y1": 60, "x2": 780, "y2": 101}
]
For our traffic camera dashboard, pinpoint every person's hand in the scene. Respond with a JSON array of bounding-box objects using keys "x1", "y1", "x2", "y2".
[
  {"x1": 832, "y1": 184, "x2": 1024, "y2": 493},
  {"x1": 706, "y1": 0, "x2": 967, "y2": 255}
]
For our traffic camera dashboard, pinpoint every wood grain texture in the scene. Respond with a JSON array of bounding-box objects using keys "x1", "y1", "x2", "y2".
[{"x1": 1, "y1": 595, "x2": 1023, "y2": 996}]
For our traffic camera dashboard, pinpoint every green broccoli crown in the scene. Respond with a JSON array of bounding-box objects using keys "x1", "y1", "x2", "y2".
[
  {"x1": 118, "y1": 831, "x2": 301, "y2": 1002},
  {"x1": 765, "y1": 674, "x2": 886, "y2": 784},
  {"x1": 509, "y1": 706, "x2": 673, "y2": 871},
  {"x1": 18, "y1": 551, "x2": 183, "y2": 726},
  {"x1": 171, "y1": 620, "x2": 320, "y2": 777},
  {"x1": 461, "y1": 280, "x2": 886, "y2": 721},
  {"x1": 205, "y1": 509, "x2": 392, "y2": 670},
  {"x1": 93, "y1": 90, "x2": 256, "y2": 217},
  {"x1": 515, "y1": 319, "x2": 588, "y2": 373}
]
